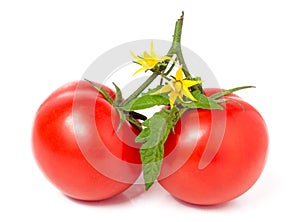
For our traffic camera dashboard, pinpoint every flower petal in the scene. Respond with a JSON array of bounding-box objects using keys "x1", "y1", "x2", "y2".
[
  {"x1": 130, "y1": 51, "x2": 140, "y2": 62},
  {"x1": 150, "y1": 41, "x2": 158, "y2": 59},
  {"x1": 144, "y1": 58, "x2": 158, "y2": 69},
  {"x1": 175, "y1": 65, "x2": 184, "y2": 81},
  {"x1": 182, "y1": 86, "x2": 197, "y2": 101},
  {"x1": 182, "y1": 79, "x2": 201, "y2": 88},
  {"x1": 143, "y1": 52, "x2": 151, "y2": 59},
  {"x1": 169, "y1": 91, "x2": 178, "y2": 108},
  {"x1": 132, "y1": 67, "x2": 147, "y2": 76},
  {"x1": 152, "y1": 84, "x2": 172, "y2": 95},
  {"x1": 177, "y1": 93, "x2": 185, "y2": 102}
]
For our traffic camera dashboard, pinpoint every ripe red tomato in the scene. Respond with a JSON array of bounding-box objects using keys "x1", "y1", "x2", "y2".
[
  {"x1": 32, "y1": 80, "x2": 141, "y2": 201},
  {"x1": 158, "y1": 88, "x2": 268, "y2": 205}
]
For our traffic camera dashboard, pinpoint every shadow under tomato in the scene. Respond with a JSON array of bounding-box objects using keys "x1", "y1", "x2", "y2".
[
  {"x1": 171, "y1": 195, "x2": 240, "y2": 210},
  {"x1": 65, "y1": 184, "x2": 145, "y2": 207}
]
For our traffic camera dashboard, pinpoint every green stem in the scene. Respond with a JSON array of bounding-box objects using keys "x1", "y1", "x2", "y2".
[
  {"x1": 167, "y1": 11, "x2": 184, "y2": 56},
  {"x1": 121, "y1": 72, "x2": 159, "y2": 106},
  {"x1": 167, "y1": 11, "x2": 203, "y2": 93},
  {"x1": 176, "y1": 47, "x2": 192, "y2": 79},
  {"x1": 125, "y1": 14, "x2": 184, "y2": 105},
  {"x1": 122, "y1": 11, "x2": 203, "y2": 106}
]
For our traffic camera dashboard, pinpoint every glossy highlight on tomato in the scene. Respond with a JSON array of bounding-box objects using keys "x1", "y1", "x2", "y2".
[
  {"x1": 158, "y1": 88, "x2": 268, "y2": 205},
  {"x1": 32, "y1": 80, "x2": 141, "y2": 201}
]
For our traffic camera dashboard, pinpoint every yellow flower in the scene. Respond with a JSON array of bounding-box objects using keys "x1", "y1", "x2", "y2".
[
  {"x1": 130, "y1": 41, "x2": 172, "y2": 76},
  {"x1": 152, "y1": 65, "x2": 201, "y2": 108}
]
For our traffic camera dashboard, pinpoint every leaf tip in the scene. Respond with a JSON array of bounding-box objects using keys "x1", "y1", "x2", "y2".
[{"x1": 145, "y1": 182, "x2": 154, "y2": 191}]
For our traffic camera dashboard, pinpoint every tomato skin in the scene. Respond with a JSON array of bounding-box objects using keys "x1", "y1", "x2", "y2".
[
  {"x1": 158, "y1": 89, "x2": 268, "y2": 205},
  {"x1": 32, "y1": 81, "x2": 141, "y2": 201}
]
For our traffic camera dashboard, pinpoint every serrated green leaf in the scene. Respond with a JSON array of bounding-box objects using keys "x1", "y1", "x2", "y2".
[
  {"x1": 137, "y1": 112, "x2": 169, "y2": 147},
  {"x1": 136, "y1": 110, "x2": 178, "y2": 190},
  {"x1": 135, "y1": 127, "x2": 150, "y2": 143},
  {"x1": 140, "y1": 145, "x2": 164, "y2": 190},
  {"x1": 122, "y1": 94, "x2": 169, "y2": 111},
  {"x1": 209, "y1": 86, "x2": 255, "y2": 100}
]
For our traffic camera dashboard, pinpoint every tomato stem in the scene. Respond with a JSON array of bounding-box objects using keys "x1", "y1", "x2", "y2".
[
  {"x1": 168, "y1": 11, "x2": 203, "y2": 93},
  {"x1": 121, "y1": 72, "x2": 159, "y2": 106},
  {"x1": 122, "y1": 12, "x2": 203, "y2": 107},
  {"x1": 167, "y1": 12, "x2": 184, "y2": 56}
]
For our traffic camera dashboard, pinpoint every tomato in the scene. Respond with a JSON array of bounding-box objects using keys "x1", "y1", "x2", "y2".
[
  {"x1": 32, "y1": 80, "x2": 141, "y2": 201},
  {"x1": 158, "y1": 88, "x2": 268, "y2": 205}
]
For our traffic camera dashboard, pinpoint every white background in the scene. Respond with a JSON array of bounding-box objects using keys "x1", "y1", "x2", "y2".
[{"x1": 1, "y1": 0, "x2": 299, "y2": 221}]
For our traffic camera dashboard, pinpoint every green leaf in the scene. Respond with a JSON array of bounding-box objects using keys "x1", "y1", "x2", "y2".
[
  {"x1": 112, "y1": 82, "x2": 123, "y2": 106},
  {"x1": 122, "y1": 94, "x2": 169, "y2": 111},
  {"x1": 137, "y1": 112, "x2": 170, "y2": 148},
  {"x1": 84, "y1": 79, "x2": 114, "y2": 104},
  {"x1": 140, "y1": 145, "x2": 164, "y2": 190},
  {"x1": 136, "y1": 110, "x2": 179, "y2": 190},
  {"x1": 183, "y1": 91, "x2": 223, "y2": 110},
  {"x1": 209, "y1": 86, "x2": 255, "y2": 100},
  {"x1": 135, "y1": 127, "x2": 150, "y2": 143}
]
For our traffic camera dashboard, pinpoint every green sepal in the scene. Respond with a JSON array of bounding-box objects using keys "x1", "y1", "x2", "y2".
[
  {"x1": 112, "y1": 82, "x2": 123, "y2": 106},
  {"x1": 116, "y1": 109, "x2": 126, "y2": 133},
  {"x1": 127, "y1": 114, "x2": 143, "y2": 131},
  {"x1": 216, "y1": 99, "x2": 246, "y2": 111},
  {"x1": 84, "y1": 79, "x2": 114, "y2": 104},
  {"x1": 209, "y1": 86, "x2": 255, "y2": 100}
]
